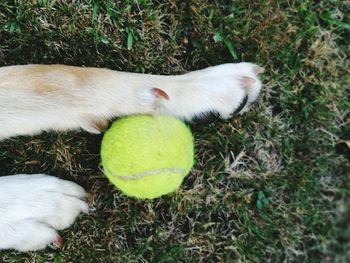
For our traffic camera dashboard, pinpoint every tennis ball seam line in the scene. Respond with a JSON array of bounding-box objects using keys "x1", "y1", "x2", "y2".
[{"x1": 105, "y1": 167, "x2": 186, "y2": 180}]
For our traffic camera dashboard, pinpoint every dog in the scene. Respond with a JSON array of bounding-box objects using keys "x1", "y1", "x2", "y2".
[{"x1": 0, "y1": 62, "x2": 262, "y2": 251}]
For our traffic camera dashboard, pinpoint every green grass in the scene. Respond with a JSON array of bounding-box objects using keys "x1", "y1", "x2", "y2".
[{"x1": 0, "y1": 0, "x2": 349, "y2": 262}]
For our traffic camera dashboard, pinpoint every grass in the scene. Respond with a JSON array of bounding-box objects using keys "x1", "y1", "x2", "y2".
[{"x1": 0, "y1": 0, "x2": 349, "y2": 262}]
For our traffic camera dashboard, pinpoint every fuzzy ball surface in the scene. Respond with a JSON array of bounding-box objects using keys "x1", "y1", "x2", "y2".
[{"x1": 101, "y1": 115, "x2": 194, "y2": 199}]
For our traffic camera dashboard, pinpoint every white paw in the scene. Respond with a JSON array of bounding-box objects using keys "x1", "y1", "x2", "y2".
[
  {"x1": 0, "y1": 174, "x2": 88, "y2": 252},
  {"x1": 160, "y1": 62, "x2": 263, "y2": 120}
]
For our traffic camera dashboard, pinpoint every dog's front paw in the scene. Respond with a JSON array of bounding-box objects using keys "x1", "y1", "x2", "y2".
[
  {"x1": 0, "y1": 174, "x2": 88, "y2": 252},
  {"x1": 160, "y1": 62, "x2": 263, "y2": 120}
]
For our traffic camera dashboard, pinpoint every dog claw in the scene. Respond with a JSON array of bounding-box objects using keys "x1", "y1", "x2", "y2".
[
  {"x1": 253, "y1": 65, "x2": 265, "y2": 74},
  {"x1": 151, "y1": 87, "x2": 170, "y2": 100},
  {"x1": 54, "y1": 235, "x2": 63, "y2": 248},
  {"x1": 240, "y1": 76, "x2": 256, "y2": 88}
]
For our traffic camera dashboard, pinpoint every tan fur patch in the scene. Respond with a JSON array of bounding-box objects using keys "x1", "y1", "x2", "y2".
[
  {"x1": 25, "y1": 65, "x2": 90, "y2": 95},
  {"x1": 91, "y1": 119, "x2": 109, "y2": 132}
]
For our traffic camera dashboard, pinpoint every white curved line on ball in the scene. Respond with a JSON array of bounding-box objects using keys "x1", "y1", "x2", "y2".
[{"x1": 105, "y1": 167, "x2": 186, "y2": 180}]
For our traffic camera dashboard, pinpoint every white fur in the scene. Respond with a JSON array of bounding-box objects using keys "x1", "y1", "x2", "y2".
[
  {"x1": 0, "y1": 174, "x2": 88, "y2": 251},
  {"x1": 0, "y1": 62, "x2": 261, "y2": 139},
  {"x1": 0, "y1": 62, "x2": 262, "y2": 251}
]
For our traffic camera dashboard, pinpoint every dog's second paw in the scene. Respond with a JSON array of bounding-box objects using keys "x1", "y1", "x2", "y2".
[{"x1": 0, "y1": 174, "x2": 88, "y2": 252}]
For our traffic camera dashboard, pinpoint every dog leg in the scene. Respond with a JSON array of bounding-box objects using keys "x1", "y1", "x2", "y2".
[
  {"x1": 0, "y1": 62, "x2": 262, "y2": 139},
  {"x1": 0, "y1": 174, "x2": 88, "y2": 251}
]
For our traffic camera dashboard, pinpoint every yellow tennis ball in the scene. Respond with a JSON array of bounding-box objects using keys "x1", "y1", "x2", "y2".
[{"x1": 101, "y1": 115, "x2": 194, "y2": 199}]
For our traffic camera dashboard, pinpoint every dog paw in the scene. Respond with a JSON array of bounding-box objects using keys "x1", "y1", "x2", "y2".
[
  {"x1": 160, "y1": 62, "x2": 263, "y2": 120},
  {"x1": 0, "y1": 174, "x2": 88, "y2": 251}
]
